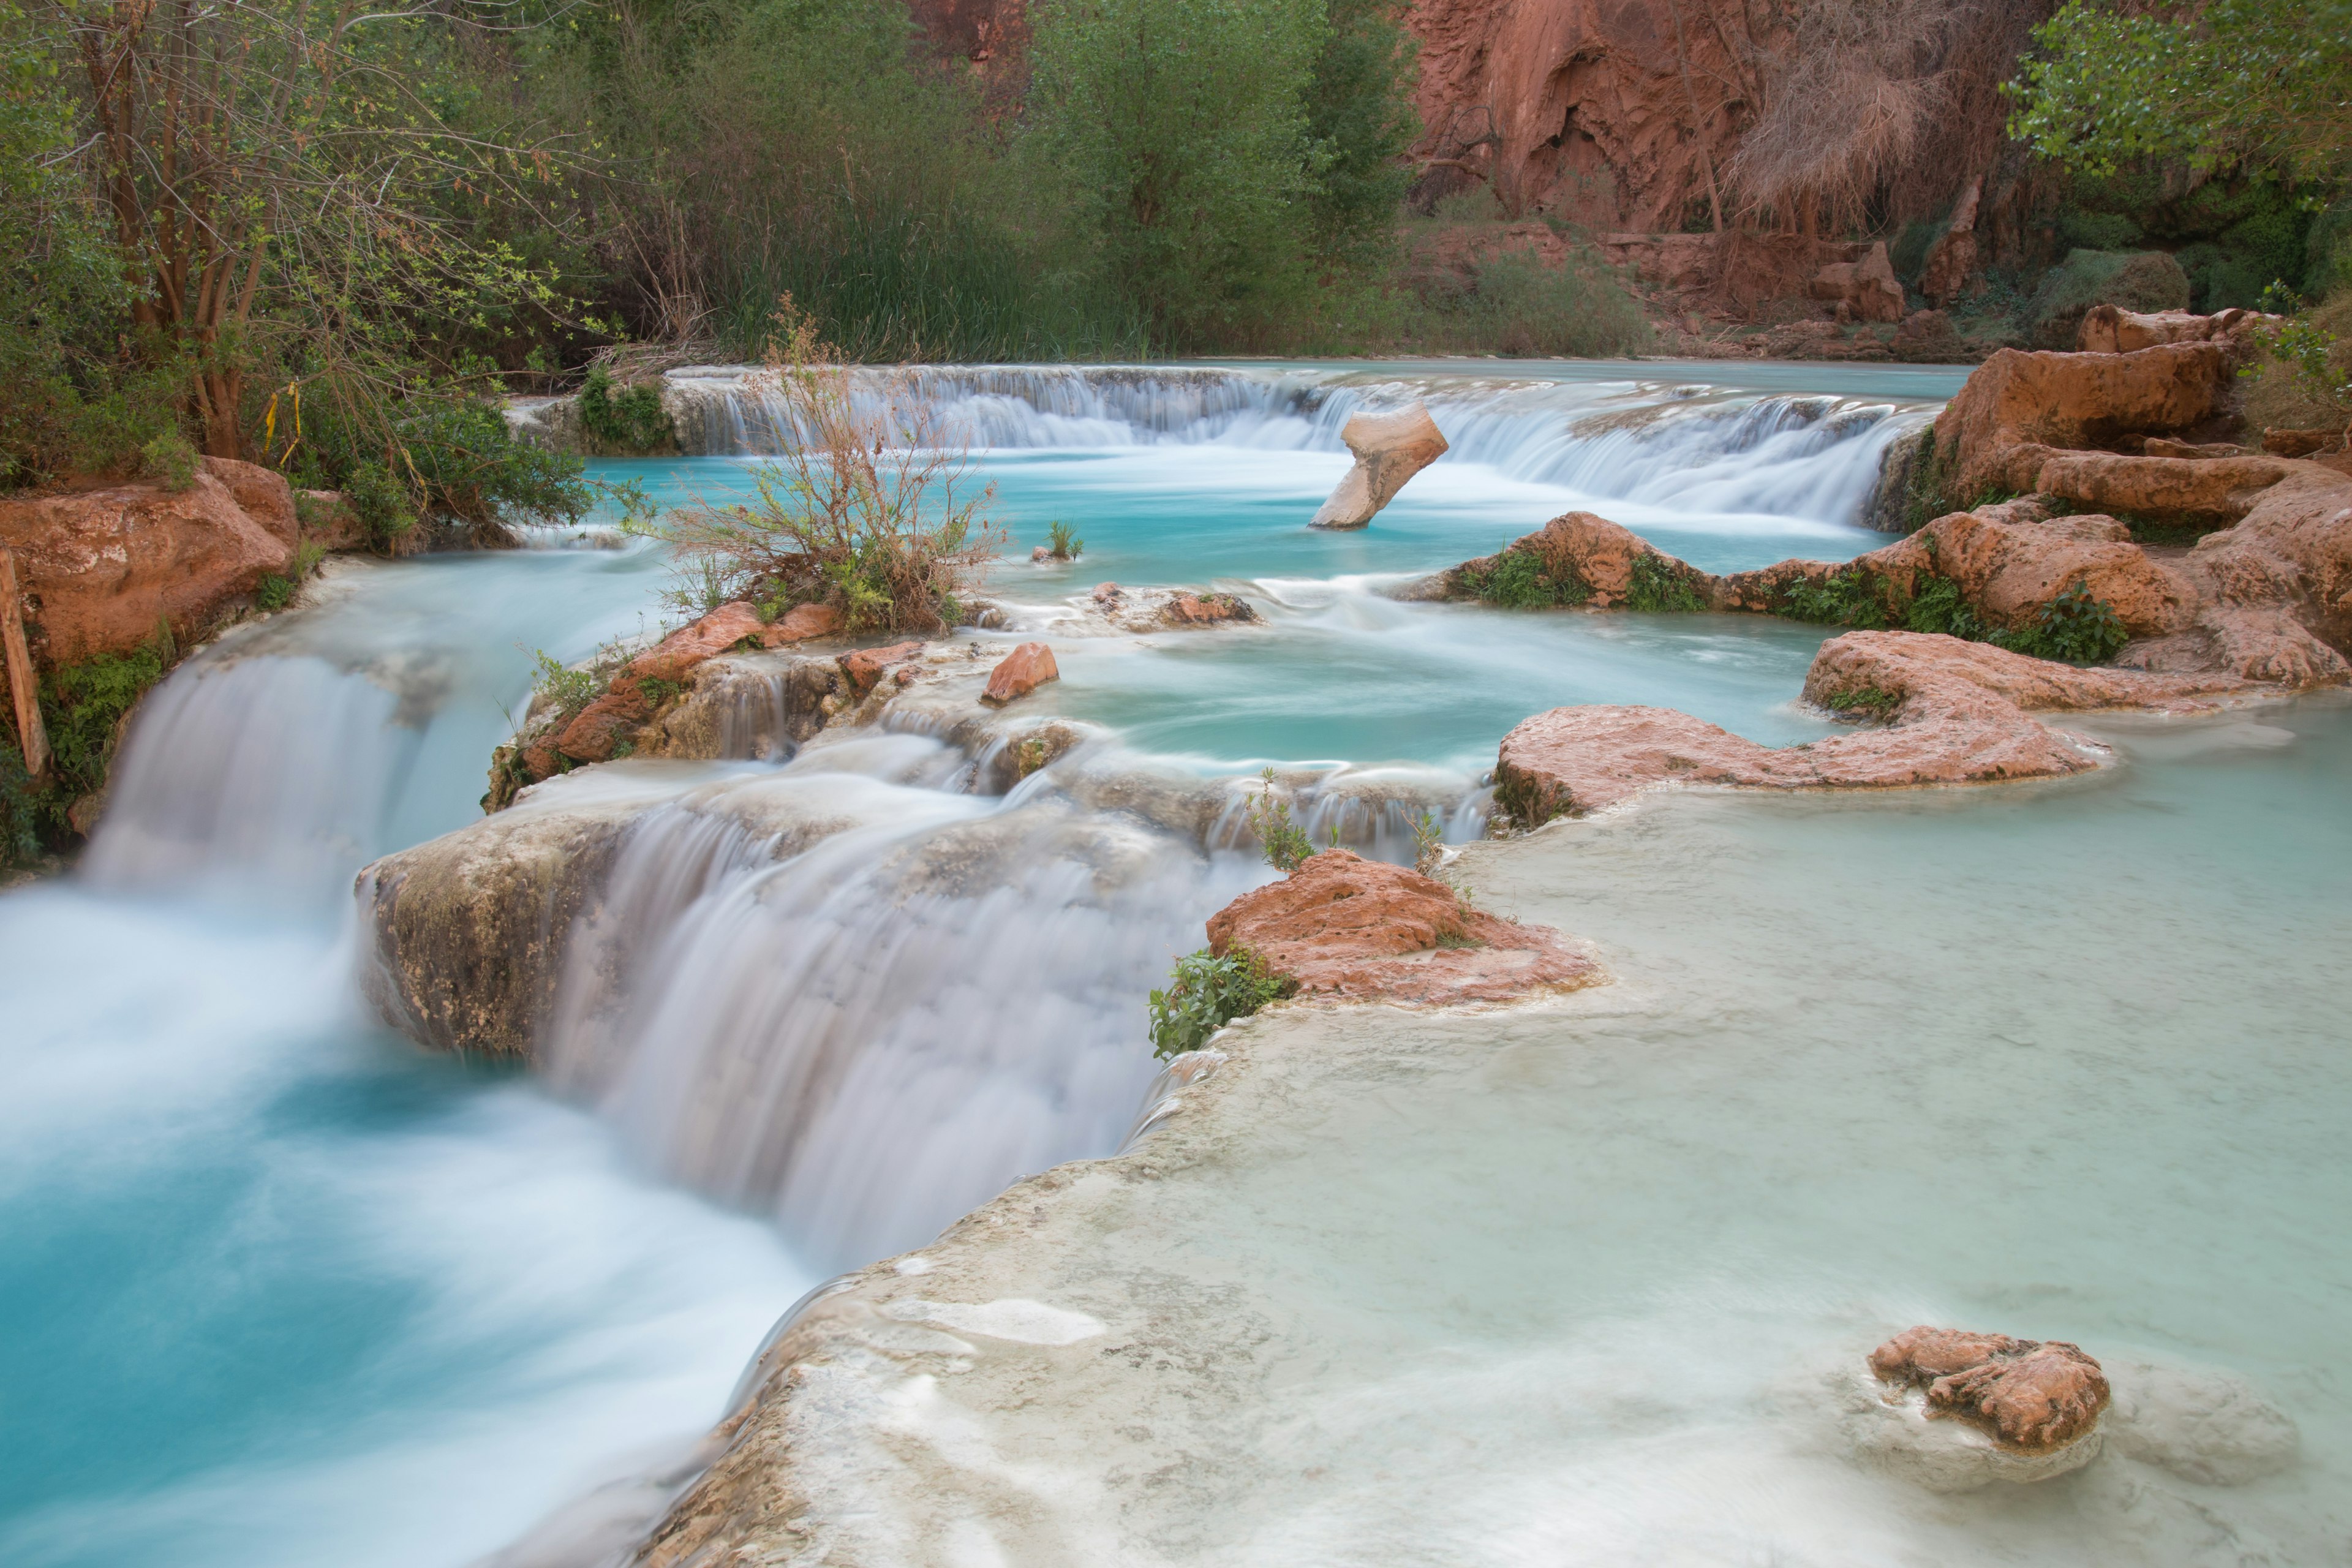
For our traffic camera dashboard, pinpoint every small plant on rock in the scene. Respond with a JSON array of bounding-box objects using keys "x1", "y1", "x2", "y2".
[
  {"x1": 578, "y1": 366, "x2": 676, "y2": 453},
  {"x1": 1459, "y1": 546, "x2": 1590, "y2": 609},
  {"x1": 633, "y1": 300, "x2": 1002, "y2": 633},
  {"x1": 1822, "y1": 684, "x2": 1902, "y2": 720},
  {"x1": 1046, "y1": 519, "x2": 1084, "y2": 560},
  {"x1": 1411, "y1": 809, "x2": 1444, "y2": 876},
  {"x1": 1245, "y1": 767, "x2": 1314, "y2": 872},
  {"x1": 2007, "y1": 580, "x2": 2129, "y2": 665},
  {"x1": 1147, "y1": 944, "x2": 1294, "y2": 1059},
  {"x1": 140, "y1": 432, "x2": 197, "y2": 491},
  {"x1": 1781, "y1": 567, "x2": 1889, "y2": 628},
  {"x1": 1626, "y1": 552, "x2": 1706, "y2": 613}
]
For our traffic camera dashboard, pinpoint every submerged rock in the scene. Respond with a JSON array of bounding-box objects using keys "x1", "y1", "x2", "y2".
[
  {"x1": 1161, "y1": 592, "x2": 1256, "y2": 626},
  {"x1": 981, "y1": 641, "x2": 1059, "y2": 704},
  {"x1": 1204, "y1": 848, "x2": 1600, "y2": 1006},
  {"x1": 1310, "y1": 402, "x2": 1448, "y2": 529},
  {"x1": 2105, "y1": 1358, "x2": 2301, "y2": 1485}
]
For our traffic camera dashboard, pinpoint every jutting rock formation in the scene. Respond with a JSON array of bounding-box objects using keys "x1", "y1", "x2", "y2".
[
  {"x1": 1310, "y1": 402, "x2": 1449, "y2": 529},
  {"x1": 1205, "y1": 848, "x2": 1600, "y2": 1006},
  {"x1": 0, "y1": 457, "x2": 312, "y2": 663},
  {"x1": 1491, "y1": 631, "x2": 2258, "y2": 824}
]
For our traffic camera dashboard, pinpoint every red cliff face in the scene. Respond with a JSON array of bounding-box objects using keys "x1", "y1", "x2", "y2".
[{"x1": 1409, "y1": 0, "x2": 1746, "y2": 233}]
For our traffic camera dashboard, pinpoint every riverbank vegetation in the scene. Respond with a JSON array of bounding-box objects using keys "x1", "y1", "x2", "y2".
[{"x1": 4, "y1": 0, "x2": 2350, "y2": 504}]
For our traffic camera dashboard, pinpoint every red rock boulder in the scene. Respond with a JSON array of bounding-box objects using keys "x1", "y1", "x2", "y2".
[
  {"x1": 836, "y1": 640, "x2": 927, "y2": 696},
  {"x1": 1205, "y1": 848, "x2": 1600, "y2": 1006},
  {"x1": 0, "y1": 460, "x2": 298, "y2": 663},
  {"x1": 1871, "y1": 1325, "x2": 2111, "y2": 1452},
  {"x1": 1161, "y1": 592, "x2": 1256, "y2": 625},
  {"x1": 1931, "y1": 342, "x2": 2237, "y2": 502},
  {"x1": 981, "y1": 641, "x2": 1058, "y2": 704}
]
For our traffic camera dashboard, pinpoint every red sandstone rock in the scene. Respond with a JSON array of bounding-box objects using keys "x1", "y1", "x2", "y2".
[
  {"x1": 1932, "y1": 342, "x2": 2237, "y2": 502},
  {"x1": 0, "y1": 463, "x2": 295, "y2": 663},
  {"x1": 760, "y1": 602, "x2": 843, "y2": 646},
  {"x1": 626, "y1": 602, "x2": 766, "y2": 683},
  {"x1": 2261, "y1": 428, "x2": 2346, "y2": 459},
  {"x1": 1205, "y1": 848, "x2": 1600, "y2": 1006},
  {"x1": 981, "y1": 641, "x2": 1058, "y2": 704},
  {"x1": 1809, "y1": 242, "x2": 1904, "y2": 325},
  {"x1": 2076, "y1": 304, "x2": 2269, "y2": 355},
  {"x1": 1919, "y1": 180, "x2": 1981, "y2": 307},
  {"x1": 836, "y1": 641, "x2": 927, "y2": 696},
  {"x1": 1162, "y1": 592, "x2": 1256, "y2": 625},
  {"x1": 1091, "y1": 581, "x2": 1123, "y2": 605},
  {"x1": 1449, "y1": 510, "x2": 1696, "y2": 608},
  {"x1": 1871, "y1": 1325, "x2": 2111, "y2": 1452},
  {"x1": 1311, "y1": 403, "x2": 1449, "y2": 529},
  {"x1": 555, "y1": 684, "x2": 652, "y2": 762},
  {"x1": 1493, "y1": 630, "x2": 2255, "y2": 821}
]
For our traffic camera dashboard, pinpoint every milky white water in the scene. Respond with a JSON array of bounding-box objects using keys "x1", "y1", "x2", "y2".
[{"x1": 14, "y1": 356, "x2": 2341, "y2": 1566}]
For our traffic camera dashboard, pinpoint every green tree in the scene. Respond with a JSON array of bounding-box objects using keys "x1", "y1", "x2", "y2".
[
  {"x1": 1302, "y1": 0, "x2": 1419, "y2": 273},
  {"x1": 1026, "y1": 0, "x2": 1329, "y2": 344},
  {"x1": 2007, "y1": 0, "x2": 2352, "y2": 183}
]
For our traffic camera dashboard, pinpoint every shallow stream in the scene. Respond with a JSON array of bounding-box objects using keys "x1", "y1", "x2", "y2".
[{"x1": 9, "y1": 358, "x2": 2340, "y2": 1565}]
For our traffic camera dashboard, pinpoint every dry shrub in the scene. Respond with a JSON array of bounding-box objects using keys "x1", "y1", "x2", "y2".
[
  {"x1": 1725, "y1": 0, "x2": 1961, "y2": 232},
  {"x1": 650, "y1": 301, "x2": 1003, "y2": 633}
]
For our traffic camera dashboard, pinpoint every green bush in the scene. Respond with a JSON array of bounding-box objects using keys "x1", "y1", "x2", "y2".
[
  {"x1": 1626, "y1": 553, "x2": 1706, "y2": 613},
  {"x1": 1147, "y1": 944, "x2": 1293, "y2": 1058},
  {"x1": 1458, "y1": 546, "x2": 1591, "y2": 608},
  {"x1": 1412, "y1": 251, "x2": 1652, "y2": 358},
  {"x1": 578, "y1": 366, "x2": 675, "y2": 453},
  {"x1": 2005, "y1": 580, "x2": 2130, "y2": 664},
  {"x1": 1903, "y1": 575, "x2": 1994, "y2": 639},
  {"x1": 2022, "y1": 249, "x2": 2192, "y2": 349},
  {"x1": 1046, "y1": 519, "x2": 1084, "y2": 560},
  {"x1": 255, "y1": 574, "x2": 295, "y2": 611},
  {"x1": 1781, "y1": 568, "x2": 1890, "y2": 629},
  {"x1": 140, "y1": 432, "x2": 198, "y2": 491}
]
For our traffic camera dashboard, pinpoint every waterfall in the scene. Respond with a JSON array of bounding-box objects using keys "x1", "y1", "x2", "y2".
[
  {"x1": 538, "y1": 741, "x2": 1267, "y2": 1270},
  {"x1": 632, "y1": 362, "x2": 1928, "y2": 527}
]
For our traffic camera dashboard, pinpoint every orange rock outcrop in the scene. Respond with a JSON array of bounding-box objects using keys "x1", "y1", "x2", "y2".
[
  {"x1": 1493, "y1": 630, "x2": 2256, "y2": 822},
  {"x1": 1205, "y1": 848, "x2": 1600, "y2": 1006},
  {"x1": 0, "y1": 458, "x2": 299, "y2": 663}
]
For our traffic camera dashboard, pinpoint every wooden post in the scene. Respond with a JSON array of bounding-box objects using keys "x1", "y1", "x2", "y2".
[{"x1": 0, "y1": 549, "x2": 50, "y2": 780}]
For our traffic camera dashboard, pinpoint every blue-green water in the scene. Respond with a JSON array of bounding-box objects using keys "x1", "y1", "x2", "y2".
[{"x1": 31, "y1": 355, "x2": 2305, "y2": 1568}]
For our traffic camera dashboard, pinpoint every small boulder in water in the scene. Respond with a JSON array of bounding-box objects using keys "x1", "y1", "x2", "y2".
[
  {"x1": 1162, "y1": 592, "x2": 1256, "y2": 626},
  {"x1": 982, "y1": 641, "x2": 1059, "y2": 705},
  {"x1": 2105, "y1": 1358, "x2": 2300, "y2": 1485},
  {"x1": 1310, "y1": 402, "x2": 1448, "y2": 529},
  {"x1": 837, "y1": 640, "x2": 927, "y2": 696},
  {"x1": 1869, "y1": 1326, "x2": 2111, "y2": 1452},
  {"x1": 1091, "y1": 581, "x2": 1124, "y2": 605}
]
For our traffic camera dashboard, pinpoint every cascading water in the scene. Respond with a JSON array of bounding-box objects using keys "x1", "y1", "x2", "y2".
[{"x1": 13, "y1": 354, "x2": 2005, "y2": 1567}]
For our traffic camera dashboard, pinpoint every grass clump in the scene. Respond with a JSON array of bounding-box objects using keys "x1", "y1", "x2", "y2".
[
  {"x1": 578, "y1": 367, "x2": 676, "y2": 454},
  {"x1": 1457, "y1": 546, "x2": 1591, "y2": 609},
  {"x1": 1148, "y1": 944, "x2": 1294, "y2": 1059},
  {"x1": 1626, "y1": 553, "x2": 1707, "y2": 613},
  {"x1": 635, "y1": 304, "x2": 1001, "y2": 634},
  {"x1": 1781, "y1": 567, "x2": 1891, "y2": 628},
  {"x1": 1046, "y1": 519, "x2": 1084, "y2": 560},
  {"x1": 1822, "y1": 684, "x2": 1902, "y2": 720},
  {"x1": 1245, "y1": 767, "x2": 1315, "y2": 872}
]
